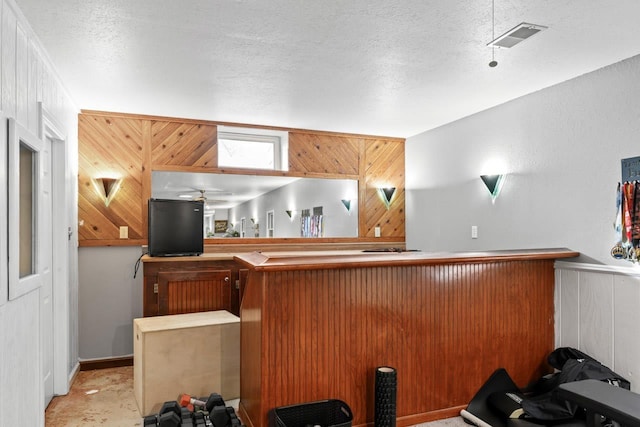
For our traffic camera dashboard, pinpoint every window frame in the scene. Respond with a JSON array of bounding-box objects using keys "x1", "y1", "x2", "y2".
[
  {"x1": 8, "y1": 118, "x2": 44, "y2": 300},
  {"x1": 217, "y1": 125, "x2": 288, "y2": 171}
]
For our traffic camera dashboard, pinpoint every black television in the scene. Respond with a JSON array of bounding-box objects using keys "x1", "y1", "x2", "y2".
[{"x1": 148, "y1": 198, "x2": 204, "y2": 257}]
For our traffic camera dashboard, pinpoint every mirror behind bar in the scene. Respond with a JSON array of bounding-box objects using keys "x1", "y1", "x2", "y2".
[{"x1": 152, "y1": 171, "x2": 358, "y2": 238}]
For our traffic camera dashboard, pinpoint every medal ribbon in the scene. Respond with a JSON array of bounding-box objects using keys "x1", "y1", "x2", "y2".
[
  {"x1": 634, "y1": 182, "x2": 640, "y2": 244},
  {"x1": 623, "y1": 182, "x2": 634, "y2": 244}
]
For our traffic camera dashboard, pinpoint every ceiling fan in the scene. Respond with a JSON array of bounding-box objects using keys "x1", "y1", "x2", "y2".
[
  {"x1": 175, "y1": 188, "x2": 234, "y2": 211},
  {"x1": 194, "y1": 189, "x2": 207, "y2": 201}
]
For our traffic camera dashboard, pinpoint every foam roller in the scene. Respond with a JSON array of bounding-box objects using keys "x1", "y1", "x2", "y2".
[{"x1": 375, "y1": 366, "x2": 397, "y2": 427}]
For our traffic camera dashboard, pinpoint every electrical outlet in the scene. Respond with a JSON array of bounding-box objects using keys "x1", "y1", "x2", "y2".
[
  {"x1": 471, "y1": 225, "x2": 478, "y2": 239},
  {"x1": 119, "y1": 226, "x2": 129, "y2": 239},
  {"x1": 374, "y1": 227, "x2": 381, "y2": 237}
]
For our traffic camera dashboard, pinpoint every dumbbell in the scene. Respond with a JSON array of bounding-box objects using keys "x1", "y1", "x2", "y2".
[
  {"x1": 143, "y1": 400, "x2": 186, "y2": 427},
  {"x1": 179, "y1": 393, "x2": 225, "y2": 412},
  {"x1": 194, "y1": 411, "x2": 207, "y2": 427},
  {"x1": 209, "y1": 405, "x2": 245, "y2": 427}
]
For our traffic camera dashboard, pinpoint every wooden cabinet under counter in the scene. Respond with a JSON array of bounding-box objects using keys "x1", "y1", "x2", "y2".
[{"x1": 141, "y1": 254, "x2": 246, "y2": 317}]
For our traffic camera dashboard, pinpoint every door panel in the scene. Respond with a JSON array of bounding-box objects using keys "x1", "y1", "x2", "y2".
[{"x1": 158, "y1": 270, "x2": 232, "y2": 315}]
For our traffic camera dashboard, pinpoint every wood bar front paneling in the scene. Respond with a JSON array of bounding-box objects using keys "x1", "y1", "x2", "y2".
[{"x1": 236, "y1": 249, "x2": 578, "y2": 427}]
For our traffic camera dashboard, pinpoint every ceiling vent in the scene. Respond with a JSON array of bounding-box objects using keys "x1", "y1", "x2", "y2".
[{"x1": 488, "y1": 22, "x2": 547, "y2": 48}]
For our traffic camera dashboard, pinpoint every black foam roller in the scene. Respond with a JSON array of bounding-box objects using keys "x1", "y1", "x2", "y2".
[{"x1": 375, "y1": 366, "x2": 397, "y2": 427}]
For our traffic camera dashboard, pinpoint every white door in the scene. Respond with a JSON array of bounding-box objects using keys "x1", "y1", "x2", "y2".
[
  {"x1": 41, "y1": 137, "x2": 54, "y2": 407},
  {"x1": 42, "y1": 105, "x2": 71, "y2": 402}
]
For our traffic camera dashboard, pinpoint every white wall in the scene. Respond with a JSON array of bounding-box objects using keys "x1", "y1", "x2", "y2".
[
  {"x1": 406, "y1": 54, "x2": 640, "y2": 387},
  {"x1": 406, "y1": 54, "x2": 640, "y2": 265},
  {"x1": 78, "y1": 246, "x2": 143, "y2": 360},
  {"x1": 0, "y1": 1, "x2": 78, "y2": 425}
]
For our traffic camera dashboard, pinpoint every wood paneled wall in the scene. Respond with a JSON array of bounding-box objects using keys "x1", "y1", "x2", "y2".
[
  {"x1": 78, "y1": 110, "x2": 405, "y2": 246},
  {"x1": 78, "y1": 114, "x2": 144, "y2": 243},
  {"x1": 151, "y1": 120, "x2": 217, "y2": 169}
]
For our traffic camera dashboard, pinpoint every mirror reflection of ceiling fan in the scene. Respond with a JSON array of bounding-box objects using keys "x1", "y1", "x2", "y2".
[
  {"x1": 175, "y1": 188, "x2": 234, "y2": 212},
  {"x1": 177, "y1": 187, "x2": 232, "y2": 201}
]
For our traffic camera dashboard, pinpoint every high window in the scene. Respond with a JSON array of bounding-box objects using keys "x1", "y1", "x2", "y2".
[{"x1": 217, "y1": 126, "x2": 288, "y2": 171}]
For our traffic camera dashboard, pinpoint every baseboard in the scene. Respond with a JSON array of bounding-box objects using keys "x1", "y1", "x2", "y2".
[
  {"x1": 68, "y1": 361, "x2": 80, "y2": 387},
  {"x1": 79, "y1": 355, "x2": 133, "y2": 371}
]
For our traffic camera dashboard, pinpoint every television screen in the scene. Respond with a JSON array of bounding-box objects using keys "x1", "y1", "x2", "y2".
[{"x1": 148, "y1": 198, "x2": 204, "y2": 257}]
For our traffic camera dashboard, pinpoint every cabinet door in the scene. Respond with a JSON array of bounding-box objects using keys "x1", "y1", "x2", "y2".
[{"x1": 157, "y1": 269, "x2": 232, "y2": 315}]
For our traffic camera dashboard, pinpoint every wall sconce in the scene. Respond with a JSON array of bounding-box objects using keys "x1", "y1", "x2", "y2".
[
  {"x1": 92, "y1": 177, "x2": 122, "y2": 207},
  {"x1": 480, "y1": 174, "x2": 505, "y2": 202},
  {"x1": 377, "y1": 187, "x2": 396, "y2": 210},
  {"x1": 285, "y1": 210, "x2": 293, "y2": 218},
  {"x1": 341, "y1": 199, "x2": 352, "y2": 213}
]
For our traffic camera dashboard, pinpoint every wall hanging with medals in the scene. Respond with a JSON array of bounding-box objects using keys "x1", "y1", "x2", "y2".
[{"x1": 613, "y1": 156, "x2": 640, "y2": 261}]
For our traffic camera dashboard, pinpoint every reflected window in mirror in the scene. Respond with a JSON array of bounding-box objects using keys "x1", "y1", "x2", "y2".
[{"x1": 267, "y1": 210, "x2": 275, "y2": 237}]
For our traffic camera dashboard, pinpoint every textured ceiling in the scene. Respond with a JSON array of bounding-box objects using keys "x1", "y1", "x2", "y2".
[{"x1": 14, "y1": 0, "x2": 640, "y2": 137}]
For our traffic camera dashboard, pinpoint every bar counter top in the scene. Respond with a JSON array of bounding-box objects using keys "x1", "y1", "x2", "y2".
[{"x1": 234, "y1": 247, "x2": 579, "y2": 271}]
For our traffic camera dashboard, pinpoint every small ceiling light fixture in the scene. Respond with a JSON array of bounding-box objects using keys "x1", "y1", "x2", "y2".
[
  {"x1": 92, "y1": 177, "x2": 122, "y2": 207},
  {"x1": 341, "y1": 199, "x2": 352, "y2": 213},
  {"x1": 480, "y1": 174, "x2": 506, "y2": 202},
  {"x1": 377, "y1": 187, "x2": 396, "y2": 210}
]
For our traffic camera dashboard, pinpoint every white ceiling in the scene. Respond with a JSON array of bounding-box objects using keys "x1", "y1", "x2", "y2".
[{"x1": 14, "y1": 0, "x2": 640, "y2": 138}]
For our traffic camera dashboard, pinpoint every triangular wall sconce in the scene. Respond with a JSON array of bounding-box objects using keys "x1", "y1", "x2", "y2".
[
  {"x1": 285, "y1": 210, "x2": 293, "y2": 218},
  {"x1": 92, "y1": 177, "x2": 123, "y2": 207},
  {"x1": 341, "y1": 199, "x2": 352, "y2": 212},
  {"x1": 377, "y1": 187, "x2": 396, "y2": 210},
  {"x1": 480, "y1": 174, "x2": 505, "y2": 201}
]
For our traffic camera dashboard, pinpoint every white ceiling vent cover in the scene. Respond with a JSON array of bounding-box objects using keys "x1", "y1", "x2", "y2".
[{"x1": 488, "y1": 22, "x2": 548, "y2": 48}]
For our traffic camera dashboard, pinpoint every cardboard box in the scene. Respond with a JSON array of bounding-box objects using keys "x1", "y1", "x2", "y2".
[{"x1": 133, "y1": 310, "x2": 240, "y2": 416}]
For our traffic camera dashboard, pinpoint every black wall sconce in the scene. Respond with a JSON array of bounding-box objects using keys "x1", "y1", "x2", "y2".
[
  {"x1": 341, "y1": 199, "x2": 352, "y2": 212},
  {"x1": 480, "y1": 174, "x2": 505, "y2": 201},
  {"x1": 377, "y1": 187, "x2": 396, "y2": 210}
]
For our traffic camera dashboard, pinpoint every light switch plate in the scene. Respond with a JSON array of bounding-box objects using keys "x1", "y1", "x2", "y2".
[{"x1": 120, "y1": 226, "x2": 129, "y2": 239}]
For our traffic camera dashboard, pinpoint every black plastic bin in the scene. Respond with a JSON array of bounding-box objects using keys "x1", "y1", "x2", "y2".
[{"x1": 271, "y1": 399, "x2": 353, "y2": 427}]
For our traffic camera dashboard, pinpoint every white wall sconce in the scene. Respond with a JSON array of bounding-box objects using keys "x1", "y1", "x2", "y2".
[
  {"x1": 92, "y1": 177, "x2": 122, "y2": 207},
  {"x1": 480, "y1": 174, "x2": 506, "y2": 202},
  {"x1": 341, "y1": 199, "x2": 352, "y2": 213},
  {"x1": 377, "y1": 187, "x2": 396, "y2": 210}
]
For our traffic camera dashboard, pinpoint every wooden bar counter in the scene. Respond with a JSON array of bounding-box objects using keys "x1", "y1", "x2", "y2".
[{"x1": 234, "y1": 248, "x2": 579, "y2": 427}]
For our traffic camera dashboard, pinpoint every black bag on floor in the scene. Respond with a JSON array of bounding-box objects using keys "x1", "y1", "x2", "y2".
[{"x1": 520, "y1": 347, "x2": 630, "y2": 422}]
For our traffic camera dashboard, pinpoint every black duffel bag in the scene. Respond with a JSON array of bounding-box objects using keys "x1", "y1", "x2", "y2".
[{"x1": 520, "y1": 347, "x2": 630, "y2": 421}]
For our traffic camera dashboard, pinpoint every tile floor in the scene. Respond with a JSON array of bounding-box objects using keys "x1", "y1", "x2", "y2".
[{"x1": 45, "y1": 366, "x2": 469, "y2": 426}]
